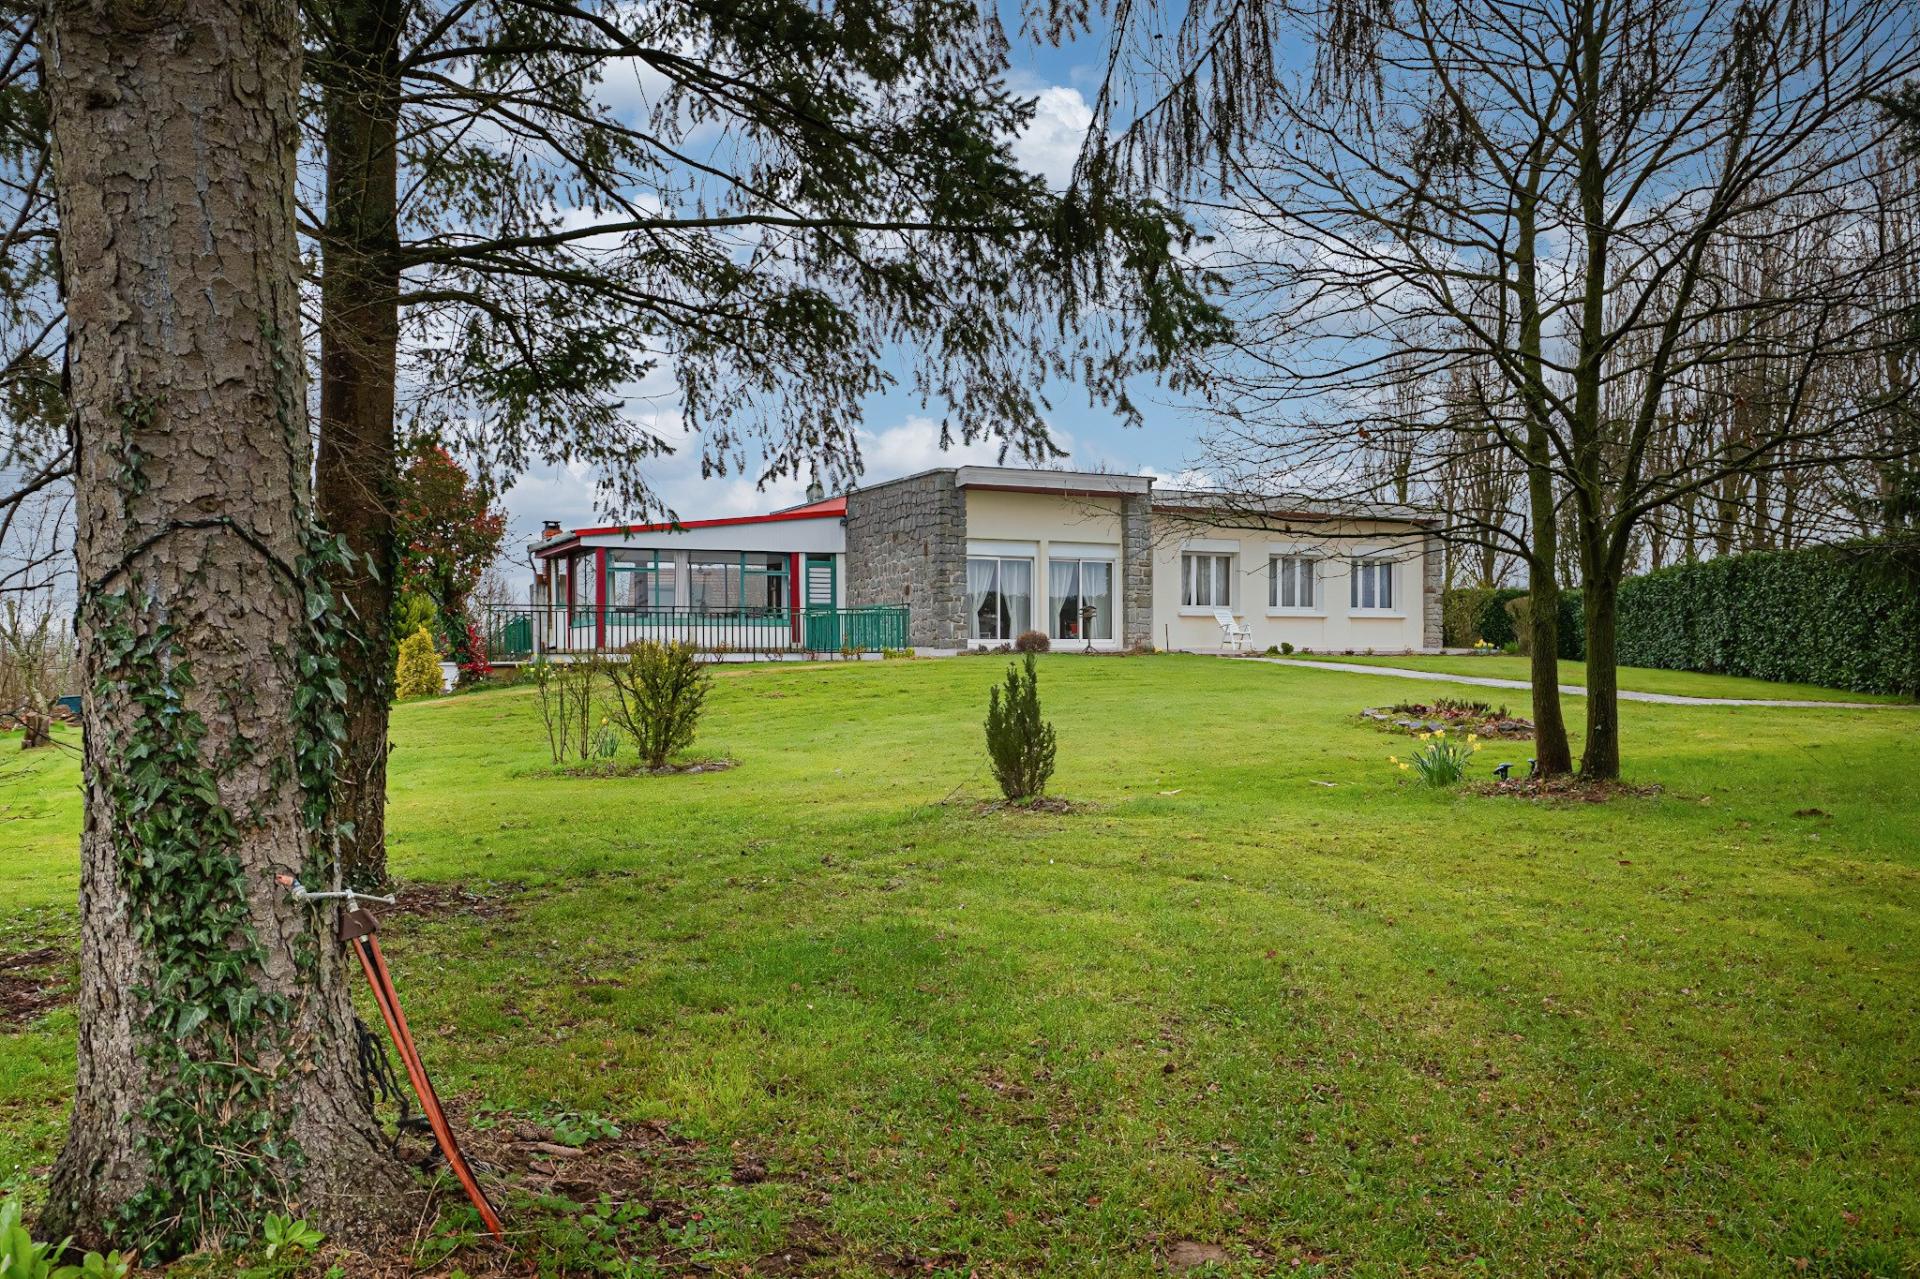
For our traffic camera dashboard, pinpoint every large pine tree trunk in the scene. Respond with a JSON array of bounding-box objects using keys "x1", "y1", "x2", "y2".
[
  {"x1": 314, "y1": 0, "x2": 406, "y2": 890},
  {"x1": 41, "y1": 0, "x2": 410, "y2": 1251}
]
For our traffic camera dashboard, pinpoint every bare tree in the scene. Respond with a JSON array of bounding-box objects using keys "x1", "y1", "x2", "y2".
[
  {"x1": 0, "y1": 592, "x2": 67, "y2": 746},
  {"x1": 1102, "y1": 0, "x2": 1920, "y2": 777}
]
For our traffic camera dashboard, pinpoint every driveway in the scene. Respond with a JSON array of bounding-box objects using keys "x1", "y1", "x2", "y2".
[{"x1": 1249, "y1": 657, "x2": 1906, "y2": 708}]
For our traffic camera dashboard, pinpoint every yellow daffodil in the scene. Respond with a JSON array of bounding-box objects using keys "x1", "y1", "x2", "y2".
[
  {"x1": 1472, "y1": 743, "x2": 1483, "y2": 752},
  {"x1": 1398, "y1": 762, "x2": 1410, "y2": 771},
  {"x1": 1388, "y1": 755, "x2": 1399, "y2": 764},
  {"x1": 1467, "y1": 732, "x2": 1478, "y2": 743},
  {"x1": 1435, "y1": 728, "x2": 1446, "y2": 738},
  {"x1": 1418, "y1": 731, "x2": 1431, "y2": 741}
]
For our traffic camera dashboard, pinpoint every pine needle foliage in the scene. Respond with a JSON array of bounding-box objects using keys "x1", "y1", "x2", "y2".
[
  {"x1": 984, "y1": 652, "x2": 1056, "y2": 802},
  {"x1": 393, "y1": 626, "x2": 442, "y2": 699}
]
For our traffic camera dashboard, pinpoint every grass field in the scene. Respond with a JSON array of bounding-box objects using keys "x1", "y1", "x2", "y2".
[
  {"x1": 3, "y1": 654, "x2": 1918, "y2": 1275},
  {"x1": 1281, "y1": 651, "x2": 1912, "y2": 703}
]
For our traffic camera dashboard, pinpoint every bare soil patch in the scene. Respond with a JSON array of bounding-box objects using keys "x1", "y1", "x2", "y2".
[
  {"x1": 304, "y1": 1100, "x2": 841, "y2": 1278},
  {"x1": 0, "y1": 945, "x2": 70, "y2": 1028},
  {"x1": 971, "y1": 795, "x2": 1082, "y2": 815},
  {"x1": 383, "y1": 880, "x2": 524, "y2": 925},
  {"x1": 554, "y1": 757, "x2": 737, "y2": 779},
  {"x1": 1473, "y1": 776, "x2": 1664, "y2": 803}
]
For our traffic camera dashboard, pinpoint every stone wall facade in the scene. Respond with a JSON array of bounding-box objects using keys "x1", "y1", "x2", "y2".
[
  {"x1": 1122, "y1": 494, "x2": 1154, "y2": 649},
  {"x1": 1422, "y1": 532, "x2": 1445, "y2": 649},
  {"x1": 844, "y1": 471, "x2": 969, "y2": 648}
]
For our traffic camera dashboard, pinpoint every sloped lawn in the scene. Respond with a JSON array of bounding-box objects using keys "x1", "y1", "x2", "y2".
[{"x1": 2, "y1": 655, "x2": 1917, "y2": 1275}]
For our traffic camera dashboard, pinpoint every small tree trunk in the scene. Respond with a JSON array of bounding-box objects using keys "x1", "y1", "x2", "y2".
[
  {"x1": 1580, "y1": 570, "x2": 1623, "y2": 780},
  {"x1": 1523, "y1": 446, "x2": 1574, "y2": 777},
  {"x1": 315, "y1": 0, "x2": 406, "y2": 890},
  {"x1": 41, "y1": 0, "x2": 410, "y2": 1251},
  {"x1": 19, "y1": 709, "x2": 52, "y2": 749}
]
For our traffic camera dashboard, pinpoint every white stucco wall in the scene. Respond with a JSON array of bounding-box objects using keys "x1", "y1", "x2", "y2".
[
  {"x1": 962, "y1": 489, "x2": 1128, "y2": 647},
  {"x1": 1148, "y1": 518, "x2": 1434, "y2": 653}
]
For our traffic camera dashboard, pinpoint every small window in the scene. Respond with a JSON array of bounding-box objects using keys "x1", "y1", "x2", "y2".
[
  {"x1": 1269, "y1": 555, "x2": 1316, "y2": 610},
  {"x1": 1182, "y1": 552, "x2": 1234, "y2": 608},
  {"x1": 1350, "y1": 558, "x2": 1395, "y2": 611}
]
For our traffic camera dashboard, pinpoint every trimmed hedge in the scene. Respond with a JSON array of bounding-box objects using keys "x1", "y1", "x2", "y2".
[
  {"x1": 1443, "y1": 585, "x2": 1583, "y2": 657},
  {"x1": 1442, "y1": 586, "x2": 1527, "y2": 647},
  {"x1": 1500, "y1": 591, "x2": 1586, "y2": 661},
  {"x1": 1614, "y1": 540, "x2": 1920, "y2": 696}
]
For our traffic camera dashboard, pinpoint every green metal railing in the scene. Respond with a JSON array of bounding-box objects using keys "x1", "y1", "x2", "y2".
[{"x1": 478, "y1": 603, "x2": 908, "y2": 660}]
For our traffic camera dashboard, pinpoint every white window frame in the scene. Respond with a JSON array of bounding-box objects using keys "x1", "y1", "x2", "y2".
[
  {"x1": 967, "y1": 555, "x2": 1034, "y2": 642},
  {"x1": 1047, "y1": 555, "x2": 1118, "y2": 642},
  {"x1": 1266, "y1": 551, "x2": 1321, "y2": 615},
  {"x1": 1348, "y1": 554, "x2": 1400, "y2": 614},
  {"x1": 1181, "y1": 551, "x2": 1236, "y2": 610}
]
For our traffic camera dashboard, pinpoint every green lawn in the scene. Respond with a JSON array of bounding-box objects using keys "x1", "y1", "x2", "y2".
[
  {"x1": 1283, "y1": 651, "x2": 1911, "y2": 703},
  {"x1": 3, "y1": 656, "x2": 1919, "y2": 1275}
]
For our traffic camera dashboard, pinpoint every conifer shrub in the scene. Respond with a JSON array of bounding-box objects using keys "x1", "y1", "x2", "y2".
[
  {"x1": 984, "y1": 652, "x2": 1057, "y2": 802},
  {"x1": 394, "y1": 625, "x2": 443, "y2": 699}
]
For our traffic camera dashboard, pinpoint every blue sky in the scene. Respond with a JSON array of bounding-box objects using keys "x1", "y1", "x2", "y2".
[{"x1": 495, "y1": 16, "x2": 1218, "y2": 558}]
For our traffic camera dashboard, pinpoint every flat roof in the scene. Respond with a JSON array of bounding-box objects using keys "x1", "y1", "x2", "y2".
[
  {"x1": 528, "y1": 496, "x2": 846, "y2": 555},
  {"x1": 953, "y1": 466, "x2": 1153, "y2": 496},
  {"x1": 1152, "y1": 488, "x2": 1437, "y2": 526}
]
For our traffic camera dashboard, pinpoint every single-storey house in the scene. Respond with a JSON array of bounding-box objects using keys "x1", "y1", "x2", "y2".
[{"x1": 505, "y1": 467, "x2": 1441, "y2": 657}]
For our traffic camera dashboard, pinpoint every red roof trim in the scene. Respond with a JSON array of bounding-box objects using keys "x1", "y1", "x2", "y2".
[
  {"x1": 568, "y1": 506, "x2": 844, "y2": 537},
  {"x1": 769, "y1": 495, "x2": 848, "y2": 517},
  {"x1": 559, "y1": 500, "x2": 846, "y2": 541}
]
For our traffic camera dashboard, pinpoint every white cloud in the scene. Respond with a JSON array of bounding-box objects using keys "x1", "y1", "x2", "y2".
[
  {"x1": 1139, "y1": 466, "x2": 1217, "y2": 490},
  {"x1": 591, "y1": 54, "x2": 676, "y2": 123},
  {"x1": 859, "y1": 415, "x2": 1045, "y2": 477},
  {"x1": 1009, "y1": 86, "x2": 1094, "y2": 189}
]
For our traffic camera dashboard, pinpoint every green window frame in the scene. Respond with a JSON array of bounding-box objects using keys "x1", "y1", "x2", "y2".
[{"x1": 607, "y1": 549, "x2": 675, "y2": 610}]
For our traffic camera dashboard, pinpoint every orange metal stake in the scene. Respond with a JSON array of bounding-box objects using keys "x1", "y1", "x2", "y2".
[{"x1": 340, "y1": 901, "x2": 505, "y2": 1238}]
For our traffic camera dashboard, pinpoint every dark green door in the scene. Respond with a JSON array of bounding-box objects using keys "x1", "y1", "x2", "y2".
[{"x1": 803, "y1": 555, "x2": 839, "y2": 648}]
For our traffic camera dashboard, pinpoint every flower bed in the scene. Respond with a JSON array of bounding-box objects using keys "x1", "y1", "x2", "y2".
[{"x1": 1360, "y1": 697, "x2": 1534, "y2": 738}]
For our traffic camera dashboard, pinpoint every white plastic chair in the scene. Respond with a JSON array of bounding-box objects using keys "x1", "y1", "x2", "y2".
[{"x1": 1213, "y1": 608, "x2": 1252, "y2": 652}]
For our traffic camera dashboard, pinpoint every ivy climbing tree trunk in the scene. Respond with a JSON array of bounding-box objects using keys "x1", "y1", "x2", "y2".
[
  {"x1": 314, "y1": 0, "x2": 406, "y2": 890},
  {"x1": 40, "y1": 0, "x2": 411, "y2": 1252}
]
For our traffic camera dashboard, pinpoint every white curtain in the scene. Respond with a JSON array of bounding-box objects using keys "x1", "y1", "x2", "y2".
[
  {"x1": 1050, "y1": 559, "x2": 1080, "y2": 638},
  {"x1": 967, "y1": 558, "x2": 997, "y2": 639},
  {"x1": 1001, "y1": 558, "x2": 1032, "y2": 636},
  {"x1": 1081, "y1": 561, "x2": 1113, "y2": 639}
]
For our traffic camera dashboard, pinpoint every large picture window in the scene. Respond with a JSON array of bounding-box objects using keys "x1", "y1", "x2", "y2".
[
  {"x1": 1182, "y1": 552, "x2": 1234, "y2": 608},
  {"x1": 1269, "y1": 555, "x2": 1316, "y2": 610},
  {"x1": 1350, "y1": 557, "x2": 1395, "y2": 611},
  {"x1": 607, "y1": 549, "x2": 674, "y2": 610},
  {"x1": 687, "y1": 552, "x2": 789, "y2": 614},
  {"x1": 967, "y1": 556, "x2": 1033, "y2": 641},
  {"x1": 1049, "y1": 558, "x2": 1115, "y2": 641}
]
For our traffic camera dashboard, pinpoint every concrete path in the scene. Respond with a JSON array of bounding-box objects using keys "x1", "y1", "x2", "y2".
[{"x1": 1247, "y1": 657, "x2": 1909, "y2": 709}]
